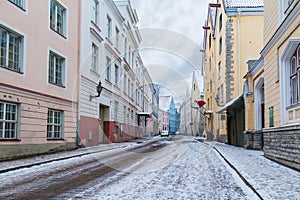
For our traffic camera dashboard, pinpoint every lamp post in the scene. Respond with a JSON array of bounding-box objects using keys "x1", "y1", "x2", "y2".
[{"x1": 90, "y1": 81, "x2": 104, "y2": 101}]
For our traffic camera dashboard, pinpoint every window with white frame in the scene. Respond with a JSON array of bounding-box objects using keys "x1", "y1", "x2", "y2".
[
  {"x1": 93, "y1": 0, "x2": 99, "y2": 25},
  {"x1": 8, "y1": 0, "x2": 25, "y2": 9},
  {"x1": 115, "y1": 27, "x2": 119, "y2": 49},
  {"x1": 131, "y1": 83, "x2": 134, "y2": 99},
  {"x1": 123, "y1": 74, "x2": 127, "y2": 92},
  {"x1": 106, "y1": 56, "x2": 111, "y2": 81},
  {"x1": 91, "y1": 43, "x2": 98, "y2": 71},
  {"x1": 48, "y1": 51, "x2": 65, "y2": 86},
  {"x1": 107, "y1": 15, "x2": 112, "y2": 38},
  {"x1": 124, "y1": 38, "x2": 127, "y2": 60},
  {"x1": 47, "y1": 109, "x2": 63, "y2": 139},
  {"x1": 50, "y1": 0, "x2": 66, "y2": 36},
  {"x1": 290, "y1": 45, "x2": 300, "y2": 105},
  {"x1": 0, "y1": 27, "x2": 23, "y2": 72},
  {"x1": 0, "y1": 102, "x2": 18, "y2": 139},
  {"x1": 283, "y1": 0, "x2": 295, "y2": 12},
  {"x1": 114, "y1": 64, "x2": 119, "y2": 85},
  {"x1": 128, "y1": 79, "x2": 130, "y2": 96},
  {"x1": 114, "y1": 101, "x2": 118, "y2": 121}
]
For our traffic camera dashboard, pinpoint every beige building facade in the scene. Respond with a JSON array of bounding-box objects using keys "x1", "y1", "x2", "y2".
[{"x1": 245, "y1": 0, "x2": 300, "y2": 170}]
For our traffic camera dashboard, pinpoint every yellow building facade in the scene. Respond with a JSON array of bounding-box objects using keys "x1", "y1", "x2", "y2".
[{"x1": 203, "y1": 1, "x2": 264, "y2": 146}]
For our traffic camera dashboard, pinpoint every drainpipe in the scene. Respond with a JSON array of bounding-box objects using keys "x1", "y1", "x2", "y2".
[{"x1": 237, "y1": 8, "x2": 241, "y2": 95}]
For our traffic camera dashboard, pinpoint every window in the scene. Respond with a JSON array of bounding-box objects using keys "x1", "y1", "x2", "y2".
[
  {"x1": 218, "y1": 62, "x2": 221, "y2": 77},
  {"x1": 47, "y1": 109, "x2": 63, "y2": 139},
  {"x1": 283, "y1": 0, "x2": 295, "y2": 12},
  {"x1": 221, "y1": 84, "x2": 224, "y2": 103},
  {"x1": 106, "y1": 56, "x2": 111, "y2": 81},
  {"x1": 128, "y1": 46, "x2": 131, "y2": 66},
  {"x1": 0, "y1": 102, "x2": 18, "y2": 139},
  {"x1": 209, "y1": 33, "x2": 211, "y2": 49},
  {"x1": 93, "y1": 0, "x2": 99, "y2": 25},
  {"x1": 8, "y1": 0, "x2": 25, "y2": 9},
  {"x1": 115, "y1": 27, "x2": 119, "y2": 49},
  {"x1": 289, "y1": 46, "x2": 300, "y2": 105},
  {"x1": 128, "y1": 79, "x2": 130, "y2": 95},
  {"x1": 124, "y1": 38, "x2": 127, "y2": 60},
  {"x1": 91, "y1": 43, "x2": 98, "y2": 71},
  {"x1": 107, "y1": 15, "x2": 112, "y2": 38},
  {"x1": 114, "y1": 101, "x2": 118, "y2": 121},
  {"x1": 123, "y1": 106, "x2": 126, "y2": 123},
  {"x1": 123, "y1": 74, "x2": 127, "y2": 92},
  {"x1": 131, "y1": 83, "x2": 134, "y2": 99},
  {"x1": 114, "y1": 64, "x2": 119, "y2": 85},
  {"x1": 48, "y1": 51, "x2": 65, "y2": 86},
  {"x1": 219, "y1": 14, "x2": 222, "y2": 31},
  {"x1": 219, "y1": 37, "x2": 222, "y2": 55},
  {"x1": 290, "y1": 56, "x2": 297, "y2": 104},
  {"x1": 0, "y1": 27, "x2": 23, "y2": 72},
  {"x1": 50, "y1": 0, "x2": 66, "y2": 36}
]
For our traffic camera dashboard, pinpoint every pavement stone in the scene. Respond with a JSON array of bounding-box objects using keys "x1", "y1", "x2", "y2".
[{"x1": 205, "y1": 141, "x2": 300, "y2": 200}]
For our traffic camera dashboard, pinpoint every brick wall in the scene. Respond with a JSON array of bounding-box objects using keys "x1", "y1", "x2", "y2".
[{"x1": 264, "y1": 129, "x2": 300, "y2": 171}]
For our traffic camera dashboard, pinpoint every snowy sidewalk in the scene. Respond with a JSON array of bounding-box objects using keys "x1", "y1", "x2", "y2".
[
  {"x1": 206, "y1": 141, "x2": 300, "y2": 200},
  {"x1": 0, "y1": 142, "x2": 136, "y2": 173}
]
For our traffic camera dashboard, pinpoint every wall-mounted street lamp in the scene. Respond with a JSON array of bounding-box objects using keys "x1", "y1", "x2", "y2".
[
  {"x1": 215, "y1": 95, "x2": 224, "y2": 107},
  {"x1": 90, "y1": 81, "x2": 104, "y2": 101}
]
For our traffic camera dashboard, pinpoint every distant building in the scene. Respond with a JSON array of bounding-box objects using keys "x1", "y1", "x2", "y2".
[
  {"x1": 159, "y1": 95, "x2": 180, "y2": 134},
  {"x1": 180, "y1": 88, "x2": 192, "y2": 135},
  {"x1": 191, "y1": 70, "x2": 205, "y2": 136},
  {"x1": 158, "y1": 109, "x2": 169, "y2": 133}
]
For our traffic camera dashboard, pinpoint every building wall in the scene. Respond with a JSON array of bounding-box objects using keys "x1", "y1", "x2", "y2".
[
  {"x1": 260, "y1": 0, "x2": 300, "y2": 169},
  {"x1": 179, "y1": 96, "x2": 192, "y2": 135},
  {"x1": 0, "y1": 0, "x2": 79, "y2": 159},
  {"x1": 204, "y1": 2, "x2": 263, "y2": 142}
]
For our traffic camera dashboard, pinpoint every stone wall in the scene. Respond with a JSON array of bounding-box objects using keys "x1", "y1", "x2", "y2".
[
  {"x1": 244, "y1": 130, "x2": 263, "y2": 150},
  {"x1": 264, "y1": 128, "x2": 300, "y2": 171}
]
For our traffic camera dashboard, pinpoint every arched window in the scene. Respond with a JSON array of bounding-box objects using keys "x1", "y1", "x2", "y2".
[{"x1": 281, "y1": 41, "x2": 300, "y2": 124}]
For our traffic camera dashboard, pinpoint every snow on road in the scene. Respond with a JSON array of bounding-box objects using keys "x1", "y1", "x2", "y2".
[{"x1": 63, "y1": 139, "x2": 258, "y2": 200}]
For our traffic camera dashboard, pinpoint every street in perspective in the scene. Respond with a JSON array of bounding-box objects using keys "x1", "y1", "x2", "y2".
[
  {"x1": 1, "y1": 0, "x2": 300, "y2": 199},
  {"x1": 0, "y1": 135, "x2": 299, "y2": 199}
]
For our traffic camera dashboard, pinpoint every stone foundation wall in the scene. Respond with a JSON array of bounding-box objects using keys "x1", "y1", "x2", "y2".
[
  {"x1": 264, "y1": 129, "x2": 300, "y2": 171},
  {"x1": 244, "y1": 130, "x2": 263, "y2": 150}
]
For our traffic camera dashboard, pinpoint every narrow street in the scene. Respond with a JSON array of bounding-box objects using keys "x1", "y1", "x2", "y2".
[{"x1": 0, "y1": 136, "x2": 258, "y2": 199}]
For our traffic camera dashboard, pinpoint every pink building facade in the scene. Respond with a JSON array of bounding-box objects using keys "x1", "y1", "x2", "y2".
[{"x1": 0, "y1": 0, "x2": 79, "y2": 160}]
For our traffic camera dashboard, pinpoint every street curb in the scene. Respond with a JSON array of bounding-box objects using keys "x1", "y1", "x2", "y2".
[{"x1": 194, "y1": 139, "x2": 263, "y2": 200}]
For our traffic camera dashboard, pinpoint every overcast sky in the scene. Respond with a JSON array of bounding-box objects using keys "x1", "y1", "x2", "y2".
[{"x1": 131, "y1": 0, "x2": 213, "y2": 103}]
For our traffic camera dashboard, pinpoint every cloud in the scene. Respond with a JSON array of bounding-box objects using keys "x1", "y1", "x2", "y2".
[{"x1": 131, "y1": 0, "x2": 211, "y2": 103}]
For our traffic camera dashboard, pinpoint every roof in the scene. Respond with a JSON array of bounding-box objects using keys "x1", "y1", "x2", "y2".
[
  {"x1": 217, "y1": 94, "x2": 244, "y2": 113},
  {"x1": 224, "y1": 0, "x2": 263, "y2": 8}
]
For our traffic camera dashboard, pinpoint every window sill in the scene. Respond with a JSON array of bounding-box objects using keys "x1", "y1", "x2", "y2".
[
  {"x1": 49, "y1": 82, "x2": 66, "y2": 88},
  {"x1": 47, "y1": 138, "x2": 65, "y2": 141},
  {"x1": 50, "y1": 28, "x2": 67, "y2": 39},
  {"x1": 0, "y1": 138, "x2": 21, "y2": 142},
  {"x1": 0, "y1": 65, "x2": 23, "y2": 74}
]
